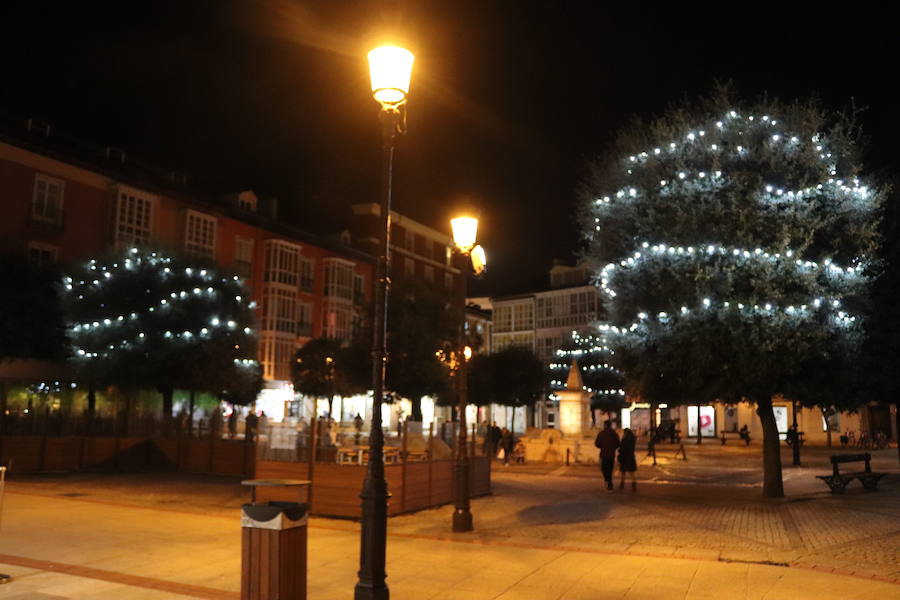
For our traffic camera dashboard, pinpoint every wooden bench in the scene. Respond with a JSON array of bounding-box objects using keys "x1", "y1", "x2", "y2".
[
  {"x1": 719, "y1": 430, "x2": 751, "y2": 446},
  {"x1": 816, "y1": 453, "x2": 886, "y2": 494}
]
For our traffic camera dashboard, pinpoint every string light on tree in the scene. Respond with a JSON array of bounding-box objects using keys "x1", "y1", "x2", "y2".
[{"x1": 580, "y1": 92, "x2": 885, "y2": 499}]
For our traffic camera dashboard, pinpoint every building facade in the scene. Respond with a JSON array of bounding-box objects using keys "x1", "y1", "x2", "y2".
[
  {"x1": 0, "y1": 120, "x2": 374, "y2": 420},
  {"x1": 485, "y1": 261, "x2": 603, "y2": 430}
]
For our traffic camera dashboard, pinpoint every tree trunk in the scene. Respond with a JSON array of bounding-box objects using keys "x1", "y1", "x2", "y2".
[
  {"x1": 411, "y1": 396, "x2": 423, "y2": 422},
  {"x1": 696, "y1": 405, "x2": 703, "y2": 444},
  {"x1": 821, "y1": 407, "x2": 832, "y2": 448},
  {"x1": 122, "y1": 389, "x2": 132, "y2": 437},
  {"x1": 895, "y1": 403, "x2": 900, "y2": 469},
  {"x1": 188, "y1": 390, "x2": 195, "y2": 435},
  {"x1": 160, "y1": 386, "x2": 174, "y2": 436},
  {"x1": 756, "y1": 396, "x2": 785, "y2": 498},
  {"x1": 0, "y1": 380, "x2": 7, "y2": 434}
]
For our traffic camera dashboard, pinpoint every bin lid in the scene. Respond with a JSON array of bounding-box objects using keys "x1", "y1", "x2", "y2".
[{"x1": 242, "y1": 501, "x2": 309, "y2": 522}]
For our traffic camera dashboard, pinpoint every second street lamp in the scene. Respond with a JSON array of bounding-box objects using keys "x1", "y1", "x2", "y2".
[
  {"x1": 450, "y1": 214, "x2": 486, "y2": 533},
  {"x1": 355, "y1": 44, "x2": 414, "y2": 600}
]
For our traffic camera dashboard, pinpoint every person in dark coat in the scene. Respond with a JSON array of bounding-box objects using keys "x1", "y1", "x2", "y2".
[
  {"x1": 490, "y1": 422, "x2": 502, "y2": 460},
  {"x1": 500, "y1": 427, "x2": 515, "y2": 465},
  {"x1": 594, "y1": 420, "x2": 620, "y2": 492},
  {"x1": 618, "y1": 428, "x2": 638, "y2": 491}
]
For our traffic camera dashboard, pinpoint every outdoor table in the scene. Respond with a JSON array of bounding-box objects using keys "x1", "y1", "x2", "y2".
[
  {"x1": 336, "y1": 447, "x2": 360, "y2": 464},
  {"x1": 241, "y1": 478, "x2": 311, "y2": 503}
]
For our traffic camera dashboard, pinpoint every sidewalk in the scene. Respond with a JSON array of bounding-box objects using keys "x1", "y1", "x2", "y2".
[{"x1": 1, "y1": 465, "x2": 899, "y2": 598}]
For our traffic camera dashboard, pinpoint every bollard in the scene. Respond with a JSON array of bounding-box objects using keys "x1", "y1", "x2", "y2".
[{"x1": 241, "y1": 479, "x2": 311, "y2": 599}]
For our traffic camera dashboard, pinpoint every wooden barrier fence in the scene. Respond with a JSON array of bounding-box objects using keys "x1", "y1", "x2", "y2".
[
  {"x1": 254, "y1": 455, "x2": 492, "y2": 518},
  {"x1": 0, "y1": 435, "x2": 255, "y2": 478}
]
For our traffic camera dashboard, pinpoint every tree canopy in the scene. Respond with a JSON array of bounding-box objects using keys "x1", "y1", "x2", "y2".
[
  {"x1": 63, "y1": 247, "x2": 261, "y2": 422},
  {"x1": 385, "y1": 278, "x2": 460, "y2": 420},
  {"x1": 0, "y1": 253, "x2": 67, "y2": 362},
  {"x1": 581, "y1": 88, "x2": 885, "y2": 497},
  {"x1": 292, "y1": 337, "x2": 369, "y2": 417},
  {"x1": 468, "y1": 346, "x2": 544, "y2": 409}
]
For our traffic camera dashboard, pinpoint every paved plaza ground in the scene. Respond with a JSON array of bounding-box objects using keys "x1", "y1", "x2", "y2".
[{"x1": 0, "y1": 443, "x2": 898, "y2": 598}]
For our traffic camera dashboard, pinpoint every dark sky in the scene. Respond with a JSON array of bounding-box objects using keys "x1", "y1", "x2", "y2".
[{"x1": 2, "y1": 1, "x2": 897, "y2": 296}]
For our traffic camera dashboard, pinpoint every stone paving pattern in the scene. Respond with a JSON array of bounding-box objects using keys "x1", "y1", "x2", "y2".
[{"x1": 0, "y1": 443, "x2": 897, "y2": 598}]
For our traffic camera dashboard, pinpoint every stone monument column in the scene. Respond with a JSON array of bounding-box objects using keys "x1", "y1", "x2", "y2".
[{"x1": 557, "y1": 359, "x2": 592, "y2": 438}]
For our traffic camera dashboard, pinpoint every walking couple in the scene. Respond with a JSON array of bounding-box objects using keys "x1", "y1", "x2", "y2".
[{"x1": 594, "y1": 420, "x2": 637, "y2": 493}]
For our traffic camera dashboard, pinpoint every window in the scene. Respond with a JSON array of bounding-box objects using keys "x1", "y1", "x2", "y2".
[
  {"x1": 494, "y1": 305, "x2": 513, "y2": 333},
  {"x1": 300, "y1": 257, "x2": 314, "y2": 293},
  {"x1": 28, "y1": 242, "x2": 57, "y2": 266},
  {"x1": 404, "y1": 258, "x2": 415, "y2": 278},
  {"x1": 512, "y1": 302, "x2": 534, "y2": 330},
  {"x1": 113, "y1": 187, "x2": 153, "y2": 248},
  {"x1": 260, "y1": 334, "x2": 297, "y2": 381},
  {"x1": 323, "y1": 298, "x2": 352, "y2": 341},
  {"x1": 31, "y1": 174, "x2": 64, "y2": 224},
  {"x1": 184, "y1": 210, "x2": 217, "y2": 258},
  {"x1": 323, "y1": 259, "x2": 355, "y2": 300},
  {"x1": 264, "y1": 240, "x2": 302, "y2": 286},
  {"x1": 238, "y1": 195, "x2": 257, "y2": 212},
  {"x1": 298, "y1": 302, "x2": 312, "y2": 337},
  {"x1": 424, "y1": 266, "x2": 434, "y2": 283},
  {"x1": 353, "y1": 274, "x2": 364, "y2": 304},
  {"x1": 262, "y1": 287, "x2": 297, "y2": 334},
  {"x1": 234, "y1": 236, "x2": 254, "y2": 277}
]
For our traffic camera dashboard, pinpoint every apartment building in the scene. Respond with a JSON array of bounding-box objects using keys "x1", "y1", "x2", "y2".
[
  {"x1": 0, "y1": 117, "x2": 374, "y2": 419},
  {"x1": 487, "y1": 261, "x2": 602, "y2": 429},
  {"x1": 349, "y1": 202, "x2": 460, "y2": 291}
]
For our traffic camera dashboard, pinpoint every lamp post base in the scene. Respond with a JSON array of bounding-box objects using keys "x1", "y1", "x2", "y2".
[
  {"x1": 452, "y1": 461, "x2": 473, "y2": 532},
  {"x1": 452, "y1": 508, "x2": 473, "y2": 532}
]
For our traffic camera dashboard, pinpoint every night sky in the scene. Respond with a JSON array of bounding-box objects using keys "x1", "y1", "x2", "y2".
[{"x1": 2, "y1": 1, "x2": 897, "y2": 296}]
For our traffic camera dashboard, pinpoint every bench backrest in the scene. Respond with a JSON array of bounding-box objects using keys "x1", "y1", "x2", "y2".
[
  {"x1": 830, "y1": 453, "x2": 872, "y2": 474},
  {"x1": 831, "y1": 453, "x2": 870, "y2": 464}
]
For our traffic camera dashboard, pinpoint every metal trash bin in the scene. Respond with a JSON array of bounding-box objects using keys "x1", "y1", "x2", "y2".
[
  {"x1": 241, "y1": 478, "x2": 311, "y2": 600},
  {"x1": 241, "y1": 501, "x2": 308, "y2": 599}
]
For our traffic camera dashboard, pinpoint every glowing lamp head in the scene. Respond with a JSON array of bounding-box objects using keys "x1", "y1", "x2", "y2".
[
  {"x1": 470, "y1": 244, "x2": 486, "y2": 276},
  {"x1": 450, "y1": 216, "x2": 478, "y2": 252},
  {"x1": 463, "y1": 346, "x2": 473, "y2": 361},
  {"x1": 368, "y1": 46, "x2": 414, "y2": 106}
]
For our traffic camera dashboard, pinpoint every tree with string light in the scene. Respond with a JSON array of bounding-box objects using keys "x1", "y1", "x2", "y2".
[
  {"x1": 63, "y1": 247, "x2": 261, "y2": 433},
  {"x1": 581, "y1": 88, "x2": 885, "y2": 497},
  {"x1": 548, "y1": 331, "x2": 626, "y2": 424}
]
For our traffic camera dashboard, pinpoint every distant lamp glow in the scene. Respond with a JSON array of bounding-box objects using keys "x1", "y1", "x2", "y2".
[
  {"x1": 463, "y1": 346, "x2": 473, "y2": 361},
  {"x1": 368, "y1": 46, "x2": 414, "y2": 106},
  {"x1": 451, "y1": 216, "x2": 478, "y2": 252},
  {"x1": 470, "y1": 244, "x2": 486, "y2": 276}
]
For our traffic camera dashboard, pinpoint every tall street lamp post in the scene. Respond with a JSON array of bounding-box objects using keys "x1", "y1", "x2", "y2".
[
  {"x1": 355, "y1": 45, "x2": 414, "y2": 600},
  {"x1": 449, "y1": 216, "x2": 486, "y2": 533}
]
